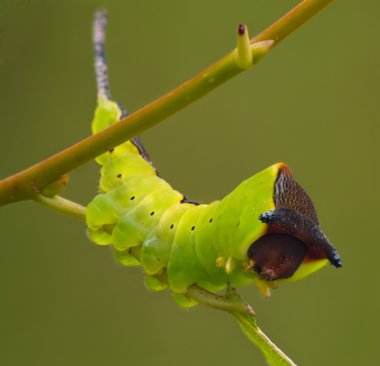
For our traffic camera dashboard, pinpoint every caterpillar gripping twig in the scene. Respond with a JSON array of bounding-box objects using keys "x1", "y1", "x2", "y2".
[{"x1": 86, "y1": 10, "x2": 341, "y2": 306}]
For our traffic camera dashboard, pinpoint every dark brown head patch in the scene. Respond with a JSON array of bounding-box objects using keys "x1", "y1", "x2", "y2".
[
  {"x1": 248, "y1": 234, "x2": 307, "y2": 280},
  {"x1": 255, "y1": 166, "x2": 342, "y2": 270}
]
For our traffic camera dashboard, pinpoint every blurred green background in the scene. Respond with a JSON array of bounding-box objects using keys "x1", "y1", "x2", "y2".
[{"x1": 0, "y1": 1, "x2": 378, "y2": 365}]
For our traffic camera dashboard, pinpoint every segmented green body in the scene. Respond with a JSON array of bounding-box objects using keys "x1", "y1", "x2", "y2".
[{"x1": 86, "y1": 97, "x2": 327, "y2": 302}]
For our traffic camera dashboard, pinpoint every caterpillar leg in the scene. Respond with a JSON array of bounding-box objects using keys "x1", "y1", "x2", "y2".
[{"x1": 256, "y1": 280, "x2": 272, "y2": 298}]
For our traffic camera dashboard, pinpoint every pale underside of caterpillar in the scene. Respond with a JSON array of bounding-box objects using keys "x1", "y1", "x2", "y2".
[{"x1": 86, "y1": 96, "x2": 342, "y2": 304}]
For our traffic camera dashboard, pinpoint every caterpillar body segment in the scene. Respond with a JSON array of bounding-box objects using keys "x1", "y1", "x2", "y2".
[
  {"x1": 140, "y1": 203, "x2": 190, "y2": 276},
  {"x1": 112, "y1": 187, "x2": 183, "y2": 251},
  {"x1": 87, "y1": 97, "x2": 342, "y2": 302}
]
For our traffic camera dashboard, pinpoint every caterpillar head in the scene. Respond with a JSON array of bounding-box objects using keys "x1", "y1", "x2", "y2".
[{"x1": 248, "y1": 165, "x2": 342, "y2": 283}]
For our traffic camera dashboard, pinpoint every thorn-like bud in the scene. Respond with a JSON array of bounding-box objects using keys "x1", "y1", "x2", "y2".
[
  {"x1": 236, "y1": 23, "x2": 253, "y2": 69},
  {"x1": 225, "y1": 257, "x2": 236, "y2": 274}
]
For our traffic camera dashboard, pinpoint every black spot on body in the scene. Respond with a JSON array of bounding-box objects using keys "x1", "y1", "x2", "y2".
[
  {"x1": 170, "y1": 224, "x2": 174, "y2": 229},
  {"x1": 209, "y1": 218, "x2": 213, "y2": 223},
  {"x1": 130, "y1": 196, "x2": 135, "y2": 201},
  {"x1": 117, "y1": 174, "x2": 122, "y2": 178},
  {"x1": 191, "y1": 226, "x2": 195, "y2": 231},
  {"x1": 150, "y1": 212, "x2": 155, "y2": 216}
]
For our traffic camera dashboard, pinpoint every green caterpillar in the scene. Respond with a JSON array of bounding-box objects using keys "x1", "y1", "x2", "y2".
[{"x1": 86, "y1": 12, "x2": 342, "y2": 305}]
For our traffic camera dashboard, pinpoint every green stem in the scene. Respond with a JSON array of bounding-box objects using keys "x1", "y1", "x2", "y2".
[
  {"x1": 33, "y1": 194, "x2": 86, "y2": 219},
  {"x1": 187, "y1": 284, "x2": 296, "y2": 365},
  {"x1": 0, "y1": 0, "x2": 334, "y2": 206},
  {"x1": 235, "y1": 313, "x2": 297, "y2": 366}
]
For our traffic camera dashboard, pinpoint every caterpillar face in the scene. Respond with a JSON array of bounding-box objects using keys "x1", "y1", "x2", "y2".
[
  {"x1": 248, "y1": 234, "x2": 307, "y2": 281},
  {"x1": 248, "y1": 166, "x2": 342, "y2": 281}
]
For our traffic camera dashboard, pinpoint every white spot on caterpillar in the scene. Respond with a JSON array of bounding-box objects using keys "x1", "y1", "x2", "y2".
[
  {"x1": 216, "y1": 257, "x2": 226, "y2": 267},
  {"x1": 225, "y1": 257, "x2": 236, "y2": 274}
]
